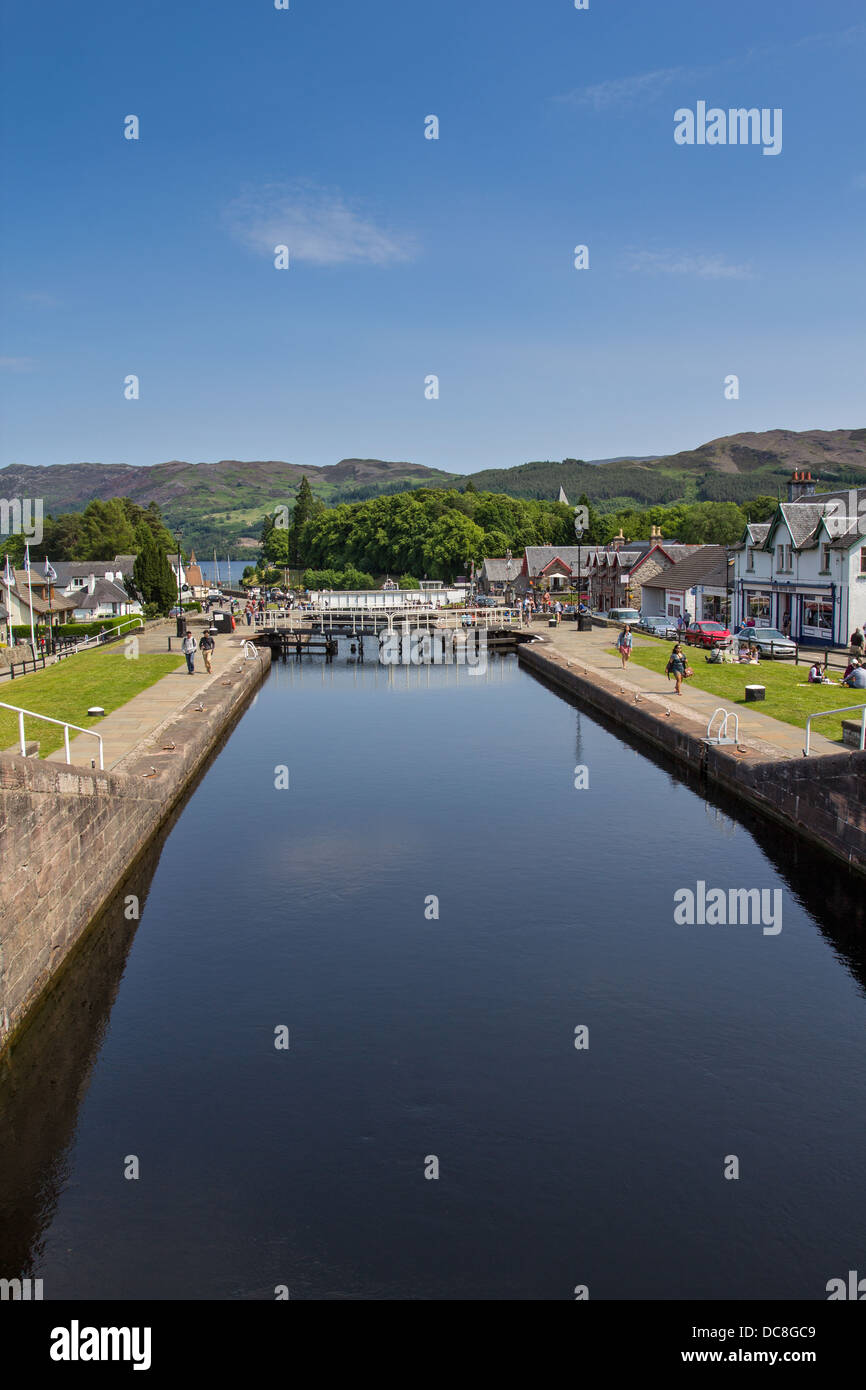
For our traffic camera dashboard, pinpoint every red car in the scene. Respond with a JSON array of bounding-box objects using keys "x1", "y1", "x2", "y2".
[{"x1": 684, "y1": 620, "x2": 731, "y2": 649}]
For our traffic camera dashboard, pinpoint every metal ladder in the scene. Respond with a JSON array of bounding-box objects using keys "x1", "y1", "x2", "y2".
[{"x1": 706, "y1": 707, "x2": 739, "y2": 746}]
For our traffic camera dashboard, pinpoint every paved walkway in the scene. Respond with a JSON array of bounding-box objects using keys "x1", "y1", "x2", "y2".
[
  {"x1": 533, "y1": 620, "x2": 843, "y2": 758},
  {"x1": 47, "y1": 626, "x2": 254, "y2": 771}
]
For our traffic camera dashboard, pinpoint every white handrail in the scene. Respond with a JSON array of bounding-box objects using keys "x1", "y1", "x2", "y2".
[
  {"x1": 0, "y1": 700, "x2": 104, "y2": 768},
  {"x1": 803, "y1": 702, "x2": 866, "y2": 755},
  {"x1": 706, "y1": 707, "x2": 739, "y2": 745},
  {"x1": 58, "y1": 615, "x2": 145, "y2": 656},
  {"x1": 242, "y1": 641, "x2": 261, "y2": 660}
]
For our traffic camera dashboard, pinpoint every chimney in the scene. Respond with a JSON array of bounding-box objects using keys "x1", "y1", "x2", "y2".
[
  {"x1": 787, "y1": 469, "x2": 817, "y2": 502},
  {"x1": 88, "y1": 573, "x2": 96, "y2": 594}
]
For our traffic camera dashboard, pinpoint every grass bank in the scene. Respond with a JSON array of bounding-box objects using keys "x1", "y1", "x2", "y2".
[
  {"x1": 0, "y1": 647, "x2": 185, "y2": 758},
  {"x1": 617, "y1": 639, "x2": 864, "y2": 744}
]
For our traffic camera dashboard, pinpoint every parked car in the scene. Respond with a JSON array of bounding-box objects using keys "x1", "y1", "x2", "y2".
[
  {"x1": 607, "y1": 608, "x2": 641, "y2": 625},
  {"x1": 684, "y1": 620, "x2": 732, "y2": 649},
  {"x1": 639, "y1": 614, "x2": 678, "y2": 640},
  {"x1": 733, "y1": 626, "x2": 796, "y2": 659}
]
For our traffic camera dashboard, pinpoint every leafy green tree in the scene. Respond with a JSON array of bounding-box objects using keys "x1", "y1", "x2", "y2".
[
  {"x1": 422, "y1": 513, "x2": 485, "y2": 581},
  {"x1": 73, "y1": 498, "x2": 139, "y2": 560}
]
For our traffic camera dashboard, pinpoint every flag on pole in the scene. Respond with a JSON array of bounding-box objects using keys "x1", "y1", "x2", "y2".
[
  {"x1": 24, "y1": 544, "x2": 37, "y2": 651},
  {"x1": 558, "y1": 486, "x2": 569, "y2": 505},
  {"x1": 2, "y1": 553, "x2": 13, "y2": 588},
  {"x1": 44, "y1": 557, "x2": 58, "y2": 582}
]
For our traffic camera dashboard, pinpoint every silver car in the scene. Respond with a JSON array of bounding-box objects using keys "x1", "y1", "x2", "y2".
[
  {"x1": 639, "y1": 614, "x2": 678, "y2": 640},
  {"x1": 733, "y1": 627, "x2": 796, "y2": 659}
]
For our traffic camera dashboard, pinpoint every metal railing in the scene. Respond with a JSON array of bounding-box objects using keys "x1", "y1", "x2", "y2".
[
  {"x1": 57, "y1": 616, "x2": 144, "y2": 656},
  {"x1": 0, "y1": 700, "x2": 104, "y2": 768},
  {"x1": 242, "y1": 641, "x2": 262, "y2": 661},
  {"x1": 706, "y1": 707, "x2": 739, "y2": 745},
  {"x1": 803, "y1": 703, "x2": 866, "y2": 756}
]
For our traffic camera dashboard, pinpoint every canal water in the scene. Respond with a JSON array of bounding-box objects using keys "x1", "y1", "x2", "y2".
[{"x1": 1, "y1": 653, "x2": 865, "y2": 1300}]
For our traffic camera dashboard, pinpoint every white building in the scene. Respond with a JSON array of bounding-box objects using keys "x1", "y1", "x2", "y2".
[{"x1": 730, "y1": 471, "x2": 866, "y2": 645}]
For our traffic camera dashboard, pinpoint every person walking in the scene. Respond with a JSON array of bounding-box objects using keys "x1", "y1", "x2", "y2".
[
  {"x1": 781, "y1": 611, "x2": 791, "y2": 638},
  {"x1": 199, "y1": 629, "x2": 215, "y2": 674},
  {"x1": 667, "y1": 642, "x2": 688, "y2": 696},
  {"x1": 616, "y1": 623, "x2": 633, "y2": 669},
  {"x1": 181, "y1": 629, "x2": 197, "y2": 674},
  {"x1": 554, "y1": 600, "x2": 563, "y2": 626},
  {"x1": 850, "y1": 625, "x2": 864, "y2": 660},
  {"x1": 245, "y1": 606, "x2": 252, "y2": 627}
]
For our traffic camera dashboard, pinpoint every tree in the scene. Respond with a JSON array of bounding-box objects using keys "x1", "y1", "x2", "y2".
[
  {"x1": 422, "y1": 513, "x2": 485, "y2": 581},
  {"x1": 289, "y1": 476, "x2": 324, "y2": 565},
  {"x1": 73, "y1": 499, "x2": 139, "y2": 560},
  {"x1": 132, "y1": 527, "x2": 177, "y2": 614}
]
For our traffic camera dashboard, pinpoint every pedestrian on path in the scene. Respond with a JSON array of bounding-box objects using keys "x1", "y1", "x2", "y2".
[
  {"x1": 199, "y1": 630, "x2": 215, "y2": 674},
  {"x1": 554, "y1": 600, "x2": 563, "y2": 625},
  {"x1": 616, "y1": 623, "x2": 633, "y2": 669},
  {"x1": 666, "y1": 643, "x2": 688, "y2": 696},
  {"x1": 181, "y1": 630, "x2": 197, "y2": 674},
  {"x1": 850, "y1": 625, "x2": 864, "y2": 660}
]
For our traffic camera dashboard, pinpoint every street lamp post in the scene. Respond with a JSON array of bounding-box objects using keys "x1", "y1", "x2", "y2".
[
  {"x1": 574, "y1": 519, "x2": 586, "y2": 626},
  {"x1": 174, "y1": 528, "x2": 183, "y2": 622}
]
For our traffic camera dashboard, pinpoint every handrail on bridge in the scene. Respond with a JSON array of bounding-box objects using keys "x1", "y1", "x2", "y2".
[
  {"x1": 803, "y1": 702, "x2": 866, "y2": 756},
  {"x1": 0, "y1": 700, "x2": 104, "y2": 768},
  {"x1": 242, "y1": 640, "x2": 262, "y2": 661}
]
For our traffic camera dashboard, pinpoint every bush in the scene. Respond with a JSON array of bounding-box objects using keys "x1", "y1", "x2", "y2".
[
  {"x1": 144, "y1": 602, "x2": 161, "y2": 621},
  {"x1": 182, "y1": 601, "x2": 202, "y2": 612},
  {"x1": 11, "y1": 624, "x2": 48, "y2": 641},
  {"x1": 53, "y1": 616, "x2": 141, "y2": 640}
]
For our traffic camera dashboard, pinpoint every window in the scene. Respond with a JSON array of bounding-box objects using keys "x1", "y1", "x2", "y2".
[
  {"x1": 748, "y1": 593, "x2": 771, "y2": 625},
  {"x1": 776, "y1": 544, "x2": 792, "y2": 571},
  {"x1": 747, "y1": 548, "x2": 755, "y2": 571},
  {"x1": 861, "y1": 547, "x2": 866, "y2": 575},
  {"x1": 820, "y1": 545, "x2": 831, "y2": 573},
  {"x1": 802, "y1": 594, "x2": 833, "y2": 636}
]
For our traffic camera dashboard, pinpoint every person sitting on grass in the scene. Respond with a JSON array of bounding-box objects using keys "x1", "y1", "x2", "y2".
[
  {"x1": 808, "y1": 661, "x2": 831, "y2": 685},
  {"x1": 842, "y1": 659, "x2": 866, "y2": 690}
]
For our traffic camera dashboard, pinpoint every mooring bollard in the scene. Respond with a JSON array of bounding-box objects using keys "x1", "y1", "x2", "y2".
[{"x1": 745, "y1": 684, "x2": 766, "y2": 702}]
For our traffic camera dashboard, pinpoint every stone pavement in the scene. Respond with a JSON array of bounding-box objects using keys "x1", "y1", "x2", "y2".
[
  {"x1": 46, "y1": 625, "x2": 256, "y2": 771},
  {"x1": 532, "y1": 619, "x2": 842, "y2": 758}
]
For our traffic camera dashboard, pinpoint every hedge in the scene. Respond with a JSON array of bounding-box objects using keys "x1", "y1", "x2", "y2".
[{"x1": 54, "y1": 617, "x2": 142, "y2": 639}]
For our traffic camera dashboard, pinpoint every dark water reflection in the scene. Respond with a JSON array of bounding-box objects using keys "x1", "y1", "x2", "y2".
[{"x1": 1, "y1": 653, "x2": 864, "y2": 1300}]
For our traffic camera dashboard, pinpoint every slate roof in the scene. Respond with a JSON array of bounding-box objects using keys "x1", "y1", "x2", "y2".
[
  {"x1": 523, "y1": 546, "x2": 587, "y2": 575},
  {"x1": 641, "y1": 545, "x2": 729, "y2": 591},
  {"x1": 70, "y1": 579, "x2": 131, "y2": 611},
  {"x1": 480, "y1": 558, "x2": 521, "y2": 582},
  {"x1": 51, "y1": 560, "x2": 131, "y2": 585}
]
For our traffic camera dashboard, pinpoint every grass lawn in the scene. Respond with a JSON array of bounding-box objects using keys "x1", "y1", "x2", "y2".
[
  {"x1": 613, "y1": 638, "x2": 865, "y2": 744},
  {"x1": 0, "y1": 647, "x2": 185, "y2": 758}
]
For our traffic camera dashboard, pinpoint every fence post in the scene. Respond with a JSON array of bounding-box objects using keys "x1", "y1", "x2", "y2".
[
  {"x1": 18, "y1": 709, "x2": 25, "y2": 755},
  {"x1": 64, "y1": 725, "x2": 71, "y2": 763}
]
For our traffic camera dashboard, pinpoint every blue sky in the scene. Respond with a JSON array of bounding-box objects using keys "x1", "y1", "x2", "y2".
[{"x1": 1, "y1": 0, "x2": 864, "y2": 475}]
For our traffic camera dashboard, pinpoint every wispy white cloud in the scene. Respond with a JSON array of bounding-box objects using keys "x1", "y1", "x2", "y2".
[
  {"x1": 19, "y1": 291, "x2": 60, "y2": 308},
  {"x1": 557, "y1": 65, "x2": 707, "y2": 112},
  {"x1": 0, "y1": 356, "x2": 36, "y2": 371},
  {"x1": 556, "y1": 23, "x2": 866, "y2": 111},
  {"x1": 626, "y1": 251, "x2": 755, "y2": 280},
  {"x1": 223, "y1": 182, "x2": 417, "y2": 267}
]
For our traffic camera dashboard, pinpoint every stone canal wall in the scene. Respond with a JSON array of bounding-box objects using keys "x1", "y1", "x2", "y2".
[
  {"x1": 0, "y1": 647, "x2": 271, "y2": 1051},
  {"x1": 519, "y1": 641, "x2": 866, "y2": 875}
]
